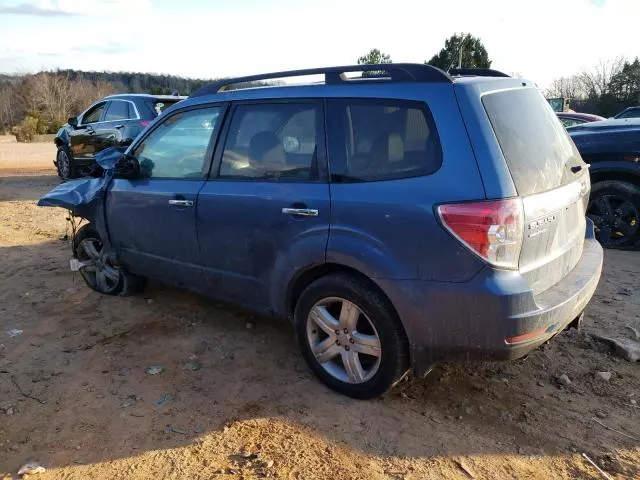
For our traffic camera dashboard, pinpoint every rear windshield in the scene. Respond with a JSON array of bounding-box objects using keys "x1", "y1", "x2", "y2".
[
  {"x1": 154, "y1": 100, "x2": 179, "y2": 116},
  {"x1": 482, "y1": 88, "x2": 583, "y2": 196}
]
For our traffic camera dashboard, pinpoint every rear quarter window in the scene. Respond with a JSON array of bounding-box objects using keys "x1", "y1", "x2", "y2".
[
  {"x1": 154, "y1": 101, "x2": 179, "y2": 116},
  {"x1": 327, "y1": 99, "x2": 442, "y2": 182},
  {"x1": 482, "y1": 88, "x2": 584, "y2": 196}
]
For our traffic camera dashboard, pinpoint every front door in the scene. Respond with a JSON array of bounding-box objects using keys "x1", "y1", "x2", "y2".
[
  {"x1": 105, "y1": 105, "x2": 226, "y2": 286},
  {"x1": 197, "y1": 100, "x2": 330, "y2": 312},
  {"x1": 70, "y1": 101, "x2": 107, "y2": 162}
]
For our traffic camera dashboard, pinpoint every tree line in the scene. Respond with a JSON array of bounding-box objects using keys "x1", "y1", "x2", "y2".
[
  {"x1": 0, "y1": 70, "x2": 212, "y2": 140},
  {"x1": 358, "y1": 33, "x2": 639, "y2": 117},
  {"x1": 357, "y1": 33, "x2": 492, "y2": 71},
  {"x1": 545, "y1": 58, "x2": 640, "y2": 117},
  {"x1": 2, "y1": 33, "x2": 638, "y2": 141}
]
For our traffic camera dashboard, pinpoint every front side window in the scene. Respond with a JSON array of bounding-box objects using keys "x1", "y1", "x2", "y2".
[
  {"x1": 104, "y1": 101, "x2": 131, "y2": 121},
  {"x1": 219, "y1": 103, "x2": 319, "y2": 181},
  {"x1": 327, "y1": 99, "x2": 442, "y2": 182},
  {"x1": 82, "y1": 103, "x2": 106, "y2": 124},
  {"x1": 133, "y1": 107, "x2": 223, "y2": 179}
]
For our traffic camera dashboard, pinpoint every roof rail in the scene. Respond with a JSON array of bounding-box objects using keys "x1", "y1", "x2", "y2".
[
  {"x1": 190, "y1": 63, "x2": 452, "y2": 97},
  {"x1": 448, "y1": 68, "x2": 510, "y2": 78}
]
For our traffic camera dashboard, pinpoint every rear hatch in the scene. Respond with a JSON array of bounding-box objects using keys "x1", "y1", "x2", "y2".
[{"x1": 480, "y1": 87, "x2": 590, "y2": 295}]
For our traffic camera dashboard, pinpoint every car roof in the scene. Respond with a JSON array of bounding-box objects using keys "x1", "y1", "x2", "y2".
[
  {"x1": 104, "y1": 94, "x2": 187, "y2": 101},
  {"x1": 557, "y1": 112, "x2": 604, "y2": 121},
  {"x1": 567, "y1": 117, "x2": 640, "y2": 135},
  {"x1": 176, "y1": 64, "x2": 529, "y2": 109}
]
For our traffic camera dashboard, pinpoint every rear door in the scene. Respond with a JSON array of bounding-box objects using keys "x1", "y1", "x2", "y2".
[
  {"x1": 106, "y1": 105, "x2": 226, "y2": 286},
  {"x1": 70, "y1": 102, "x2": 107, "y2": 161},
  {"x1": 196, "y1": 100, "x2": 330, "y2": 311},
  {"x1": 98, "y1": 100, "x2": 139, "y2": 151},
  {"x1": 478, "y1": 86, "x2": 590, "y2": 295}
]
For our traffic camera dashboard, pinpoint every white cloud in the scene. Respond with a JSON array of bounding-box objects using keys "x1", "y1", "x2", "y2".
[
  {"x1": 0, "y1": 0, "x2": 638, "y2": 89},
  {"x1": 0, "y1": 0, "x2": 151, "y2": 16}
]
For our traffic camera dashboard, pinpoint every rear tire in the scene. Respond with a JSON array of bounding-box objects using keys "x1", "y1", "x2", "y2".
[
  {"x1": 294, "y1": 273, "x2": 409, "y2": 399},
  {"x1": 588, "y1": 180, "x2": 640, "y2": 248},
  {"x1": 72, "y1": 225, "x2": 145, "y2": 296},
  {"x1": 56, "y1": 145, "x2": 76, "y2": 181}
]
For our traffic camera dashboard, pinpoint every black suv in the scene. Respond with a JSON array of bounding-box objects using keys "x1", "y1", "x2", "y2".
[
  {"x1": 568, "y1": 118, "x2": 640, "y2": 247},
  {"x1": 54, "y1": 94, "x2": 185, "y2": 180}
]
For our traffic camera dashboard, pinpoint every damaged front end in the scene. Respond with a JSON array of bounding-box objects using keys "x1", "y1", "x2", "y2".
[
  {"x1": 37, "y1": 147, "x2": 135, "y2": 219},
  {"x1": 38, "y1": 147, "x2": 141, "y2": 284},
  {"x1": 38, "y1": 147, "x2": 139, "y2": 252}
]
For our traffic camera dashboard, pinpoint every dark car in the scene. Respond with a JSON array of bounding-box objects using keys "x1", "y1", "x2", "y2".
[
  {"x1": 568, "y1": 118, "x2": 640, "y2": 247},
  {"x1": 613, "y1": 106, "x2": 640, "y2": 120},
  {"x1": 39, "y1": 64, "x2": 602, "y2": 398},
  {"x1": 54, "y1": 94, "x2": 186, "y2": 180},
  {"x1": 557, "y1": 112, "x2": 605, "y2": 128}
]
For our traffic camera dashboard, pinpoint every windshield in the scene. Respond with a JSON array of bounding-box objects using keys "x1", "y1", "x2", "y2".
[{"x1": 482, "y1": 88, "x2": 584, "y2": 196}]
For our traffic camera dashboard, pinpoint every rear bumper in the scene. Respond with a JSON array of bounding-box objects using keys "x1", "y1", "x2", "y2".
[{"x1": 377, "y1": 220, "x2": 603, "y2": 376}]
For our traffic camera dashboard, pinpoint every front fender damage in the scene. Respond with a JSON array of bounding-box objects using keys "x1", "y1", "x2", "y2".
[
  {"x1": 37, "y1": 147, "x2": 124, "y2": 219},
  {"x1": 38, "y1": 147, "x2": 125, "y2": 251}
]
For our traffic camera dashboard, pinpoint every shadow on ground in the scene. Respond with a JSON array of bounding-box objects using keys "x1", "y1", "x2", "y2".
[
  {"x1": 0, "y1": 174, "x2": 59, "y2": 202},
  {"x1": 1, "y1": 239, "x2": 639, "y2": 479}
]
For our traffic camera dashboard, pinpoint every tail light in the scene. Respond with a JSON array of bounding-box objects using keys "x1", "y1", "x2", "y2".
[
  {"x1": 139, "y1": 120, "x2": 151, "y2": 128},
  {"x1": 437, "y1": 198, "x2": 524, "y2": 269}
]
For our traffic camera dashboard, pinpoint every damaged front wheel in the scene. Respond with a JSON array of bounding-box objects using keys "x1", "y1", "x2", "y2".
[{"x1": 73, "y1": 225, "x2": 145, "y2": 296}]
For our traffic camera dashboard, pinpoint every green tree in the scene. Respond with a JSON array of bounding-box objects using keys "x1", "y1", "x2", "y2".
[
  {"x1": 609, "y1": 58, "x2": 640, "y2": 105},
  {"x1": 427, "y1": 33, "x2": 492, "y2": 71},
  {"x1": 357, "y1": 49, "x2": 393, "y2": 77},
  {"x1": 357, "y1": 48, "x2": 392, "y2": 66}
]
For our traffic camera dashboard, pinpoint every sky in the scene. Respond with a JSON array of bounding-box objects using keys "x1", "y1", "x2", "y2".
[{"x1": 0, "y1": 0, "x2": 638, "y2": 88}]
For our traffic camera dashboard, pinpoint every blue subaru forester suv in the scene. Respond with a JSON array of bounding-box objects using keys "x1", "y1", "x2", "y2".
[{"x1": 40, "y1": 64, "x2": 603, "y2": 398}]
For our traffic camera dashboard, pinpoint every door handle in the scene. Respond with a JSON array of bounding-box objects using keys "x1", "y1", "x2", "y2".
[
  {"x1": 168, "y1": 199, "x2": 194, "y2": 207},
  {"x1": 282, "y1": 208, "x2": 318, "y2": 217},
  {"x1": 114, "y1": 124, "x2": 125, "y2": 129}
]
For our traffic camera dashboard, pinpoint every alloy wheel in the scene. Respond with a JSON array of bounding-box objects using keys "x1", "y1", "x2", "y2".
[
  {"x1": 76, "y1": 238, "x2": 122, "y2": 294},
  {"x1": 306, "y1": 297, "x2": 382, "y2": 384},
  {"x1": 588, "y1": 194, "x2": 639, "y2": 246}
]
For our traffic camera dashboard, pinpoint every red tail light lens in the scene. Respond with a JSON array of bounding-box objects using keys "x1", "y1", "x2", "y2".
[{"x1": 437, "y1": 198, "x2": 524, "y2": 269}]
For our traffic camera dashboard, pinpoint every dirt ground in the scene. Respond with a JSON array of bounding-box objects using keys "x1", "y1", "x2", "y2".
[{"x1": 1, "y1": 150, "x2": 639, "y2": 479}]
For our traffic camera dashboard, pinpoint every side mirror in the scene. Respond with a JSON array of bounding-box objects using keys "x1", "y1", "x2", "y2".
[
  {"x1": 114, "y1": 154, "x2": 140, "y2": 179},
  {"x1": 68, "y1": 116, "x2": 78, "y2": 127}
]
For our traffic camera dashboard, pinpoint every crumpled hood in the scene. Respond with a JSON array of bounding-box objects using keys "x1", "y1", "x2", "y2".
[{"x1": 37, "y1": 147, "x2": 124, "y2": 210}]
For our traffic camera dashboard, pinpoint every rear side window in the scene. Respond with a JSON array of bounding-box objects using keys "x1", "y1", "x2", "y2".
[
  {"x1": 104, "y1": 101, "x2": 130, "y2": 121},
  {"x1": 219, "y1": 103, "x2": 319, "y2": 181},
  {"x1": 327, "y1": 99, "x2": 442, "y2": 182},
  {"x1": 482, "y1": 88, "x2": 583, "y2": 196},
  {"x1": 154, "y1": 101, "x2": 179, "y2": 116},
  {"x1": 127, "y1": 102, "x2": 137, "y2": 118}
]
